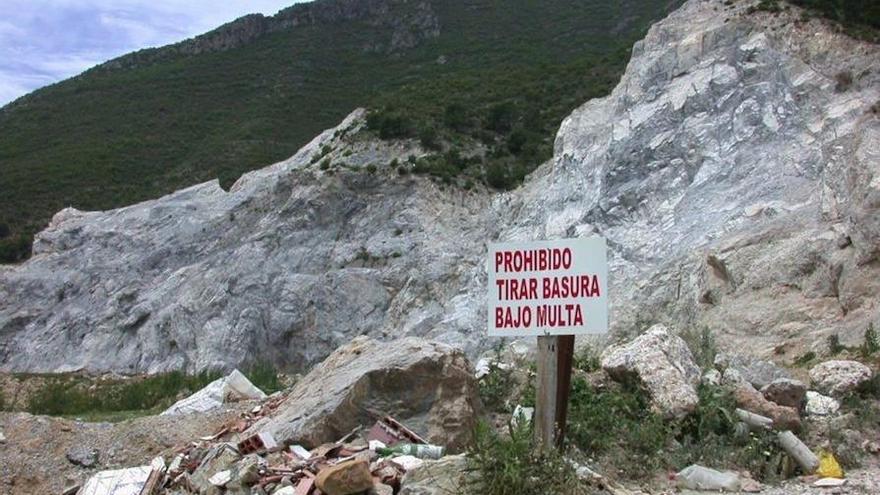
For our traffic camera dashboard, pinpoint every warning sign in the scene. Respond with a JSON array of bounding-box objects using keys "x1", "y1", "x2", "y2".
[{"x1": 487, "y1": 237, "x2": 608, "y2": 336}]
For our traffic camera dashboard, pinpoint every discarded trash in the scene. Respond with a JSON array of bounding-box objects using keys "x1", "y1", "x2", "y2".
[
  {"x1": 376, "y1": 443, "x2": 445, "y2": 459},
  {"x1": 675, "y1": 464, "x2": 741, "y2": 492},
  {"x1": 366, "y1": 414, "x2": 428, "y2": 446},
  {"x1": 816, "y1": 449, "x2": 844, "y2": 478},
  {"x1": 390, "y1": 454, "x2": 425, "y2": 471},
  {"x1": 0, "y1": 429, "x2": 5, "y2": 444},
  {"x1": 238, "y1": 431, "x2": 279, "y2": 455},
  {"x1": 813, "y1": 477, "x2": 847, "y2": 487},
  {"x1": 368, "y1": 439, "x2": 387, "y2": 451},
  {"x1": 778, "y1": 430, "x2": 820, "y2": 473},
  {"x1": 512, "y1": 404, "x2": 534, "y2": 427},
  {"x1": 79, "y1": 466, "x2": 153, "y2": 495},
  {"x1": 209, "y1": 469, "x2": 233, "y2": 486},
  {"x1": 289, "y1": 444, "x2": 312, "y2": 460},
  {"x1": 162, "y1": 369, "x2": 267, "y2": 415}
]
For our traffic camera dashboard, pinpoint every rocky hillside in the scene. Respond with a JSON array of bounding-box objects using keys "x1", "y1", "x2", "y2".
[
  {"x1": 1, "y1": 0, "x2": 878, "y2": 374},
  {"x1": 0, "y1": 0, "x2": 679, "y2": 261}
]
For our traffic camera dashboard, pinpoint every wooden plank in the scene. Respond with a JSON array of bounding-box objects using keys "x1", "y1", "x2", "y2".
[
  {"x1": 535, "y1": 335, "x2": 559, "y2": 448},
  {"x1": 555, "y1": 335, "x2": 575, "y2": 448}
]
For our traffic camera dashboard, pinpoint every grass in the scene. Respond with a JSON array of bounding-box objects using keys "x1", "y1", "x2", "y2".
[
  {"x1": 681, "y1": 326, "x2": 718, "y2": 370},
  {"x1": 0, "y1": 0, "x2": 682, "y2": 263}
]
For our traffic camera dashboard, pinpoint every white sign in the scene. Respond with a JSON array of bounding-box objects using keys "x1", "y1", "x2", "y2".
[{"x1": 487, "y1": 237, "x2": 608, "y2": 337}]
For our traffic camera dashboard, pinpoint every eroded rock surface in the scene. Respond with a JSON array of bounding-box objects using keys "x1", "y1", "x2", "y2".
[{"x1": 1, "y1": 0, "x2": 878, "y2": 374}]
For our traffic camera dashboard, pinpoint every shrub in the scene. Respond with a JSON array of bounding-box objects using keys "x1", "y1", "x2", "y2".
[
  {"x1": 573, "y1": 344, "x2": 600, "y2": 372},
  {"x1": 418, "y1": 125, "x2": 440, "y2": 150},
  {"x1": 486, "y1": 101, "x2": 517, "y2": 133},
  {"x1": 319, "y1": 159, "x2": 331, "y2": 170},
  {"x1": 0, "y1": 235, "x2": 32, "y2": 264},
  {"x1": 365, "y1": 164, "x2": 378, "y2": 174},
  {"x1": 366, "y1": 110, "x2": 413, "y2": 139},
  {"x1": 0, "y1": 223, "x2": 9, "y2": 238},
  {"x1": 443, "y1": 103, "x2": 469, "y2": 131},
  {"x1": 479, "y1": 344, "x2": 516, "y2": 413},
  {"x1": 467, "y1": 421, "x2": 587, "y2": 495},
  {"x1": 485, "y1": 160, "x2": 513, "y2": 189},
  {"x1": 860, "y1": 323, "x2": 879, "y2": 357}
]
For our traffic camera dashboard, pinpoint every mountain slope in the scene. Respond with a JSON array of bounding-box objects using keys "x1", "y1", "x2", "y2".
[
  {"x1": 0, "y1": 0, "x2": 680, "y2": 262},
  {"x1": 2, "y1": 0, "x2": 877, "y2": 374}
]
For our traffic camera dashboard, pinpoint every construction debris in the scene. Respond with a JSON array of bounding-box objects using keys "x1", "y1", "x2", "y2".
[
  {"x1": 162, "y1": 369, "x2": 268, "y2": 415},
  {"x1": 314, "y1": 459, "x2": 374, "y2": 495},
  {"x1": 79, "y1": 456, "x2": 166, "y2": 495}
]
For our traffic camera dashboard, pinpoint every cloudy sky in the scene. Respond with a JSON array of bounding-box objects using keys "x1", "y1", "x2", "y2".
[{"x1": 0, "y1": 0, "x2": 301, "y2": 106}]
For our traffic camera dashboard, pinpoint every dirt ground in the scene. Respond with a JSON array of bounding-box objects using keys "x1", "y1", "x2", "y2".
[{"x1": 0, "y1": 405, "x2": 250, "y2": 495}]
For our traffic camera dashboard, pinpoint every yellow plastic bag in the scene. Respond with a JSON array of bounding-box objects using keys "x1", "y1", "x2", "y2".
[{"x1": 816, "y1": 449, "x2": 844, "y2": 479}]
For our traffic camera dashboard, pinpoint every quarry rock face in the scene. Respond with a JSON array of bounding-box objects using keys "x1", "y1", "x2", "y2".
[
  {"x1": 246, "y1": 336, "x2": 480, "y2": 452},
  {"x1": 1, "y1": 0, "x2": 879, "y2": 374}
]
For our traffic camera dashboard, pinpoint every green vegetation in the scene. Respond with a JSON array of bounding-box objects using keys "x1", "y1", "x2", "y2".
[
  {"x1": 0, "y1": 0, "x2": 681, "y2": 263},
  {"x1": 468, "y1": 421, "x2": 588, "y2": 495},
  {"x1": 790, "y1": 0, "x2": 880, "y2": 39},
  {"x1": 16, "y1": 363, "x2": 280, "y2": 420},
  {"x1": 827, "y1": 333, "x2": 845, "y2": 355},
  {"x1": 478, "y1": 343, "x2": 516, "y2": 413},
  {"x1": 861, "y1": 323, "x2": 879, "y2": 358}
]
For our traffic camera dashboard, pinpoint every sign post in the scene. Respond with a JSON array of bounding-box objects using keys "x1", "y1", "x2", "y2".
[{"x1": 487, "y1": 238, "x2": 608, "y2": 448}]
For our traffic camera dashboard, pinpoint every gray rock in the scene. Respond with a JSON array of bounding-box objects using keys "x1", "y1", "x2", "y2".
[
  {"x1": 702, "y1": 369, "x2": 722, "y2": 387},
  {"x1": 399, "y1": 454, "x2": 473, "y2": 495},
  {"x1": 65, "y1": 446, "x2": 99, "y2": 468},
  {"x1": 601, "y1": 324, "x2": 701, "y2": 418},
  {"x1": 805, "y1": 391, "x2": 840, "y2": 417},
  {"x1": 248, "y1": 336, "x2": 479, "y2": 452},
  {"x1": 760, "y1": 378, "x2": 807, "y2": 410},
  {"x1": 714, "y1": 353, "x2": 791, "y2": 389},
  {"x1": 809, "y1": 360, "x2": 873, "y2": 397}
]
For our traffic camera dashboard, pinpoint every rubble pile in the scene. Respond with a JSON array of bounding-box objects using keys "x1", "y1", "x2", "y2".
[{"x1": 73, "y1": 337, "x2": 479, "y2": 495}]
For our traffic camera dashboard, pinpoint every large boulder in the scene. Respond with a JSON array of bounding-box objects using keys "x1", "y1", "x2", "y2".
[
  {"x1": 809, "y1": 360, "x2": 873, "y2": 397},
  {"x1": 601, "y1": 325, "x2": 701, "y2": 418},
  {"x1": 248, "y1": 337, "x2": 479, "y2": 451}
]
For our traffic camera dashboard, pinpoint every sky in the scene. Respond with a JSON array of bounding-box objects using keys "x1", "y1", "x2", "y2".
[{"x1": 0, "y1": 0, "x2": 301, "y2": 106}]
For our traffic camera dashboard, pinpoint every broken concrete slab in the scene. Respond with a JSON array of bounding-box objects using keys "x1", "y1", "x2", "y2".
[
  {"x1": 247, "y1": 337, "x2": 479, "y2": 452},
  {"x1": 162, "y1": 369, "x2": 267, "y2": 416},
  {"x1": 79, "y1": 466, "x2": 153, "y2": 495}
]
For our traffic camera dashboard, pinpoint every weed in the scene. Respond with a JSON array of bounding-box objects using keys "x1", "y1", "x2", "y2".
[
  {"x1": 794, "y1": 351, "x2": 817, "y2": 367},
  {"x1": 681, "y1": 326, "x2": 718, "y2": 370},
  {"x1": 827, "y1": 334, "x2": 845, "y2": 355},
  {"x1": 319, "y1": 159, "x2": 331, "y2": 171},
  {"x1": 365, "y1": 164, "x2": 377, "y2": 174},
  {"x1": 467, "y1": 420, "x2": 587, "y2": 495},
  {"x1": 479, "y1": 343, "x2": 516, "y2": 413}
]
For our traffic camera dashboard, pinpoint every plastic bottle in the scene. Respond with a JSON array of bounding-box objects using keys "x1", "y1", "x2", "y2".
[
  {"x1": 675, "y1": 465, "x2": 741, "y2": 492},
  {"x1": 375, "y1": 443, "x2": 445, "y2": 459}
]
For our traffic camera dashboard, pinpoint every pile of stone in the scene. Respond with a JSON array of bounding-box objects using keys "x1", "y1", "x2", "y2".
[{"x1": 75, "y1": 336, "x2": 480, "y2": 495}]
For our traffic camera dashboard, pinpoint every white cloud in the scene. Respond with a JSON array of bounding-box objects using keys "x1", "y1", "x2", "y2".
[{"x1": 0, "y1": 0, "x2": 300, "y2": 106}]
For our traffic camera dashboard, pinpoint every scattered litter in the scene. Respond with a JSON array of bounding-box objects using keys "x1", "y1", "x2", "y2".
[
  {"x1": 162, "y1": 369, "x2": 267, "y2": 415},
  {"x1": 209, "y1": 469, "x2": 233, "y2": 486},
  {"x1": 238, "y1": 431, "x2": 279, "y2": 455},
  {"x1": 79, "y1": 466, "x2": 153, "y2": 495},
  {"x1": 376, "y1": 443, "x2": 445, "y2": 459},
  {"x1": 366, "y1": 413, "x2": 427, "y2": 446},
  {"x1": 390, "y1": 454, "x2": 424, "y2": 471},
  {"x1": 735, "y1": 408, "x2": 773, "y2": 431},
  {"x1": 675, "y1": 464, "x2": 741, "y2": 492},
  {"x1": 0, "y1": 429, "x2": 5, "y2": 443},
  {"x1": 512, "y1": 404, "x2": 534, "y2": 427},
  {"x1": 816, "y1": 450, "x2": 844, "y2": 479},
  {"x1": 289, "y1": 444, "x2": 312, "y2": 460},
  {"x1": 813, "y1": 477, "x2": 847, "y2": 487},
  {"x1": 368, "y1": 439, "x2": 387, "y2": 451}
]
